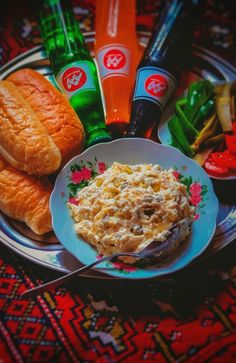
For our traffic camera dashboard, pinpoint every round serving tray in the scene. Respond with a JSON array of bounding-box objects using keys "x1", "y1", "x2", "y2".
[{"x1": 0, "y1": 32, "x2": 236, "y2": 276}]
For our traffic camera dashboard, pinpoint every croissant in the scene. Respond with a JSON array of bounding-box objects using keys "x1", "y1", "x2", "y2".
[
  {"x1": 7, "y1": 69, "x2": 84, "y2": 165},
  {"x1": 0, "y1": 80, "x2": 62, "y2": 175},
  {"x1": 0, "y1": 155, "x2": 52, "y2": 235}
]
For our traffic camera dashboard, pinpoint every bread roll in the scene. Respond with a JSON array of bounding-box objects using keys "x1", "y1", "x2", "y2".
[
  {"x1": 0, "y1": 155, "x2": 52, "y2": 235},
  {"x1": 7, "y1": 69, "x2": 84, "y2": 165},
  {"x1": 0, "y1": 81, "x2": 61, "y2": 175}
]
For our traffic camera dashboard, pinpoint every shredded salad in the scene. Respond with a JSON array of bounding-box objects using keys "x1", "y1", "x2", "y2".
[{"x1": 68, "y1": 162, "x2": 195, "y2": 259}]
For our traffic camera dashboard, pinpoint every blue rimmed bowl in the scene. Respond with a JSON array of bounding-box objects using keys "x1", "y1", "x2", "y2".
[{"x1": 50, "y1": 138, "x2": 219, "y2": 279}]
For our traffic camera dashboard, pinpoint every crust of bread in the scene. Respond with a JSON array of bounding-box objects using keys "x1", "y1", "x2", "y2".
[
  {"x1": 0, "y1": 80, "x2": 62, "y2": 175},
  {"x1": 0, "y1": 155, "x2": 52, "y2": 235},
  {"x1": 7, "y1": 69, "x2": 84, "y2": 165}
]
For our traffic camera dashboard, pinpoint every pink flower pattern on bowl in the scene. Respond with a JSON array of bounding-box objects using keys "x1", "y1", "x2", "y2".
[
  {"x1": 98, "y1": 162, "x2": 106, "y2": 174},
  {"x1": 111, "y1": 261, "x2": 137, "y2": 273},
  {"x1": 173, "y1": 167, "x2": 208, "y2": 217},
  {"x1": 67, "y1": 158, "x2": 107, "y2": 200}
]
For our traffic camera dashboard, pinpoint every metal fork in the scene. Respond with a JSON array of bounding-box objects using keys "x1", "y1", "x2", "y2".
[{"x1": 21, "y1": 218, "x2": 191, "y2": 299}]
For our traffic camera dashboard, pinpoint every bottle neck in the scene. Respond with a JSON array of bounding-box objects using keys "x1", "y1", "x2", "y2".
[
  {"x1": 95, "y1": 0, "x2": 137, "y2": 48},
  {"x1": 142, "y1": 0, "x2": 201, "y2": 63},
  {"x1": 147, "y1": 0, "x2": 183, "y2": 60},
  {"x1": 39, "y1": 0, "x2": 91, "y2": 72}
]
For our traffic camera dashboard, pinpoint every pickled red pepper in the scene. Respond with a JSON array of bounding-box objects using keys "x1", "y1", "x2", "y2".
[{"x1": 204, "y1": 82, "x2": 236, "y2": 175}]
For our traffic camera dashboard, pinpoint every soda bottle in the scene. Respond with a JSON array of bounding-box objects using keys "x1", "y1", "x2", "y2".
[
  {"x1": 38, "y1": 0, "x2": 112, "y2": 147},
  {"x1": 127, "y1": 0, "x2": 201, "y2": 138},
  {"x1": 95, "y1": 0, "x2": 139, "y2": 137}
]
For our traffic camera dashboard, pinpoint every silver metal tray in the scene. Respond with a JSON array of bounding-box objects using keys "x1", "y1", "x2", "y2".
[{"x1": 0, "y1": 32, "x2": 235, "y2": 276}]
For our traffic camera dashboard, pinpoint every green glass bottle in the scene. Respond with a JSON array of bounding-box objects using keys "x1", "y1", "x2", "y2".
[{"x1": 38, "y1": 0, "x2": 111, "y2": 147}]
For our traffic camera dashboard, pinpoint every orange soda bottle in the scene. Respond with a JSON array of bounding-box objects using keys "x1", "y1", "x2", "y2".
[{"x1": 95, "y1": 0, "x2": 139, "y2": 137}]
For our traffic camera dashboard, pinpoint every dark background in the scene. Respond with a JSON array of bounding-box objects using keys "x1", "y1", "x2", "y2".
[
  {"x1": 0, "y1": 1, "x2": 236, "y2": 362},
  {"x1": 0, "y1": 0, "x2": 236, "y2": 67}
]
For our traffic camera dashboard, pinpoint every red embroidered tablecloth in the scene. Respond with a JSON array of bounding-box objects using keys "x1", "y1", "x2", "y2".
[{"x1": 0, "y1": 1, "x2": 236, "y2": 362}]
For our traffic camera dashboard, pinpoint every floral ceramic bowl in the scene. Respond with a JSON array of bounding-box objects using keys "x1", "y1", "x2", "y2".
[{"x1": 50, "y1": 138, "x2": 219, "y2": 279}]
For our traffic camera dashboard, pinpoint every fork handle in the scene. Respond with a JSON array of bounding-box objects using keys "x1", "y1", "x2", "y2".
[{"x1": 21, "y1": 252, "x2": 135, "y2": 299}]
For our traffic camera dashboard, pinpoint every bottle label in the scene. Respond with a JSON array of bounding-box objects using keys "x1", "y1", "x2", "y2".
[
  {"x1": 56, "y1": 61, "x2": 96, "y2": 99},
  {"x1": 96, "y1": 44, "x2": 130, "y2": 80},
  {"x1": 133, "y1": 67, "x2": 177, "y2": 110}
]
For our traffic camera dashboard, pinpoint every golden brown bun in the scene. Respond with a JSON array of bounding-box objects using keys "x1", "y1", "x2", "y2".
[
  {"x1": 0, "y1": 155, "x2": 52, "y2": 235},
  {"x1": 7, "y1": 69, "x2": 84, "y2": 165},
  {"x1": 0, "y1": 80, "x2": 62, "y2": 175}
]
